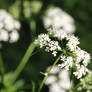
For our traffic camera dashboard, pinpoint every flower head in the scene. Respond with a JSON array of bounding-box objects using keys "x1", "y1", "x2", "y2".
[
  {"x1": 35, "y1": 13, "x2": 91, "y2": 79},
  {"x1": 45, "y1": 66, "x2": 72, "y2": 92},
  {"x1": 43, "y1": 7, "x2": 75, "y2": 34},
  {"x1": 73, "y1": 65, "x2": 88, "y2": 79},
  {"x1": 35, "y1": 34, "x2": 61, "y2": 56},
  {"x1": 0, "y1": 9, "x2": 21, "y2": 44}
]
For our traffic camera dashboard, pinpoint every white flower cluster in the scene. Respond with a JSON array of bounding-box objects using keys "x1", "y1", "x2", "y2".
[
  {"x1": 36, "y1": 7, "x2": 91, "y2": 79},
  {"x1": 66, "y1": 35, "x2": 80, "y2": 51},
  {"x1": 58, "y1": 36, "x2": 90, "y2": 79},
  {"x1": 35, "y1": 28, "x2": 91, "y2": 79},
  {"x1": 43, "y1": 7, "x2": 75, "y2": 34},
  {"x1": 48, "y1": 28, "x2": 68, "y2": 40},
  {"x1": 35, "y1": 34, "x2": 61, "y2": 56},
  {"x1": 58, "y1": 56, "x2": 73, "y2": 70},
  {"x1": 74, "y1": 47, "x2": 90, "y2": 66},
  {"x1": 45, "y1": 66, "x2": 72, "y2": 92},
  {"x1": 0, "y1": 9, "x2": 21, "y2": 43},
  {"x1": 73, "y1": 65, "x2": 88, "y2": 79},
  {"x1": 46, "y1": 28, "x2": 90, "y2": 79}
]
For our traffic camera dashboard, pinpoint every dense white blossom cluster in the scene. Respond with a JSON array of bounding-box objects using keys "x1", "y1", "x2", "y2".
[
  {"x1": 43, "y1": 7, "x2": 75, "y2": 34},
  {"x1": 74, "y1": 47, "x2": 90, "y2": 66},
  {"x1": 35, "y1": 6, "x2": 91, "y2": 79},
  {"x1": 0, "y1": 9, "x2": 21, "y2": 43},
  {"x1": 48, "y1": 28, "x2": 68, "y2": 40},
  {"x1": 35, "y1": 27, "x2": 91, "y2": 79},
  {"x1": 45, "y1": 66, "x2": 72, "y2": 92},
  {"x1": 35, "y1": 34, "x2": 61, "y2": 56},
  {"x1": 58, "y1": 35, "x2": 90, "y2": 79},
  {"x1": 58, "y1": 56, "x2": 73, "y2": 70},
  {"x1": 48, "y1": 28, "x2": 90, "y2": 79},
  {"x1": 66, "y1": 35, "x2": 80, "y2": 51},
  {"x1": 73, "y1": 65, "x2": 88, "y2": 79}
]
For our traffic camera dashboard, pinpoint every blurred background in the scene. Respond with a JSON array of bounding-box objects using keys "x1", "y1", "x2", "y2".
[{"x1": 0, "y1": 0, "x2": 92, "y2": 92}]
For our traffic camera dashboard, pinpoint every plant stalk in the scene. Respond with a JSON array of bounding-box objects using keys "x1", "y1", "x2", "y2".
[
  {"x1": 13, "y1": 42, "x2": 36, "y2": 82},
  {"x1": 38, "y1": 54, "x2": 62, "y2": 92},
  {"x1": 0, "y1": 52, "x2": 5, "y2": 83}
]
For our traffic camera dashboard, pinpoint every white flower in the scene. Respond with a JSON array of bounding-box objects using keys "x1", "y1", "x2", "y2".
[
  {"x1": 52, "y1": 51, "x2": 57, "y2": 56},
  {"x1": 4, "y1": 15, "x2": 15, "y2": 31},
  {"x1": 36, "y1": 22, "x2": 90, "y2": 80},
  {"x1": 54, "y1": 29, "x2": 67, "y2": 40},
  {"x1": 35, "y1": 34, "x2": 61, "y2": 56},
  {"x1": 0, "y1": 29, "x2": 9, "y2": 41},
  {"x1": 60, "y1": 56, "x2": 66, "y2": 61},
  {"x1": 43, "y1": 7, "x2": 75, "y2": 34},
  {"x1": 74, "y1": 47, "x2": 84, "y2": 63},
  {"x1": 83, "y1": 51, "x2": 90, "y2": 66},
  {"x1": 0, "y1": 10, "x2": 9, "y2": 21},
  {"x1": 47, "y1": 40, "x2": 61, "y2": 56},
  {"x1": 49, "y1": 83, "x2": 66, "y2": 92},
  {"x1": 74, "y1": 47, "x2": 91, "y2": 66},
  {"x1": 35, "y1": 34, "x2": 50, "y2": 48},
  {"x1": 58, "y1": 70, "x2": 72, "y2": 90},
  {"x1": 48, "y1": 28, "x2": 67, "y2": 40},
  {"x1": 0, "y1": 9, "x2": 21, "y2": 43},
  {"x1": 58, "y1": 56, "x2": 73, "y2": 70},
  {"x1": 45, "y1": 66, "x2": 72, "y2": 92},
  {"x1": 73, "y1": 65, "x2": 88, "y2": 79},
  {"x1": 66, "y1": 35, "x2": 80, "y2": 51},
  {"x1": 14, "y1": 20, "x2": 21, "y2": 30},
  {"x1": 45, "y1": 76, "x2": 56, "y2": 85},
  {"x1": 9, "y1": 30, "x2": 19, "y2": 43}
]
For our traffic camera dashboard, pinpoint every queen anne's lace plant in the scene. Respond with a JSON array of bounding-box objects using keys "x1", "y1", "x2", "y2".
[
  {"x1": 43, "y1": 7, "x2": 75, "y2": 34},
  {"x1": 45, "y1": 66, "x2": 72, "y2": 92},
  {"x1": 0, "y1": 9, "x2": 21, "y2": 44},
  {"x1": 35, "y1": 27, "x2": 91, "y2": 79}
]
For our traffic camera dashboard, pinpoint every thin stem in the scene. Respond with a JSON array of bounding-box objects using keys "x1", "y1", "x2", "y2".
[
  {"x1": 0, "y1": 52, "x2": 5, "y2": 83},
  {"x1": 29, "y1": 20, "x2": 36, "y2": 41},
  {"x1": 38, "y1": 54, "x2": 62, "y2": 92},
  {"x1": 0, "y1": 52, "x2": 5, "y2": 74},
  {"x1": 32, "y1": 81, "x2": 35, "y2": 92},
  {"x1": 12, "y1": 42, "x2": 36, "y2": 82}
]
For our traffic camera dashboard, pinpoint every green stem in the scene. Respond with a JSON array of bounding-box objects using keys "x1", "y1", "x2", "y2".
[
  {"x1": 32, "y1": 81, "x2": 35, "y2": 92},
  {"x1": 0, "y1": 52, "x2": 5, "y2": 75},
  {"x1": 0, "y1": 52, "x2": 5, "y2": 83},
  {"x1": 38, "y1": 54, "x2": 62, "y2": 92},
  {"x1": 13, "y1": 42, "x2": 36, "y2": 82},
  {"x1": 29, "y1": 19, "x2": 36, "y2": 41}
]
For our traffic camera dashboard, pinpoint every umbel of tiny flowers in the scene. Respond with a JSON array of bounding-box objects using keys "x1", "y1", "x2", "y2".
[
  {"x1": 35, "y1": 27, "x2": 91, "y2": 92},
  {"x1": 45, "y1": 66, "x2": 72, "y2": 92},
  {"x1": 35, "y1": 34, "x2": 61, "y2": 56},
  {"x1": 0, "y1": 9, "x2": 21, "y2": 44},
  {"x1": 43, "y1": 7, "x2": 75, "y2": 34}
]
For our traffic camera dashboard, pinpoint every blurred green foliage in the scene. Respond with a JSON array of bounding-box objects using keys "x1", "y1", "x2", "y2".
[{"x1": 0, "y1": 0, "x2": 92, "y2": 92}]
